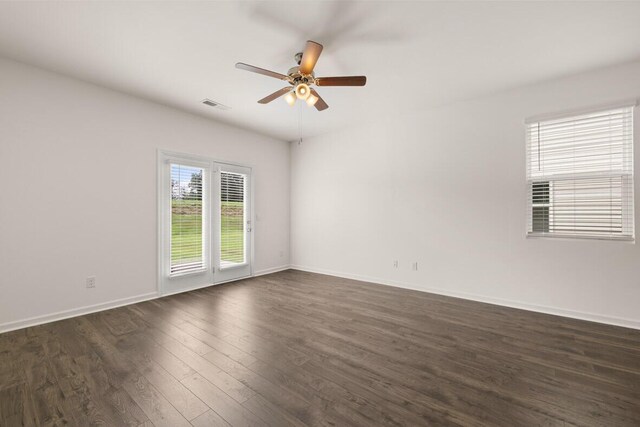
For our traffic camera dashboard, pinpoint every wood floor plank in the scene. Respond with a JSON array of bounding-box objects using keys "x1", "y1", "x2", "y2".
[
  {"x1": 130, "y1": 303, "x2": 215, "y2": 356},
  {"x1": 193, "y1": 274, "x2": 640, "y2": 425},
  {"x1": 247, "y1": 358, "x2": 453, "y2": 427},
  {"x1": 107, "y1": 387, "x2": 150, "y2": 426},
  {"x1": 91, "y1": 311, "x2": 210, "y2": 421},
  {"x1": 140, "y1": 324, "x2": 257, "y2": 404},
  {"x1": 2, "y1": 270, "x2": 640, "y2": 426},
  {"x1": 267, "y1": 283, "x2": 637, "y2": 423},
  {"x1": 51, "y1": 321, "x2": 152, "y2": 426},
  {"x1": 202, "y1": 347, "x2": 311, "y2": 424},
  {"x1": 178, "y1": 320, "x2": 258, "y2": 367},
  {"x1": 19, "y1": 331, "x2": 78, "y2": 427},
  {"x1": 190, "y1": 409, "x2": 231, "y2": 427},
  {"x1": 0, "y1": 383, "x2": 37, "y2": 427},
  {"x1": 241, "y1": 394, "x2": 307, "y2": 427},
  {"x1": 171, "y1": 291, "x2": 492, "y2": 423},
  {"x1": 64, "y1": 316, "x2": 156, "y2": 425},
  {"x1": 181, "y1": 373, "x2": 267, "y2": 427},
  {"x1": 122, "y1": 374, "x2": 192, "y2": 427}
]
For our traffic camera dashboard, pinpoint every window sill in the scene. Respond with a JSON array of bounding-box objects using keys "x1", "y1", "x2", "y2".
[{"x1": 526, "y1": 233, "x2": 635, "y2": 242}]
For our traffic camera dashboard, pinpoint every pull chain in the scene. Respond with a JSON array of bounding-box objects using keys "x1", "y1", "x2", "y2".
[{"x1": 297, "y1": 103, "x2": 303, "y2": 145}]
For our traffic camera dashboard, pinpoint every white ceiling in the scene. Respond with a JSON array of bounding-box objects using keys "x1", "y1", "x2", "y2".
[{"x1": 1, "y1": 1, "x2": 640, "y2": 141}]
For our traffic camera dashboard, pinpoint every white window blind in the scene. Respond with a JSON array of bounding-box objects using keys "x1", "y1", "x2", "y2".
[
  {"x1": 220, "y1": 171, "x2": 246, "y2": 267},
  {"x1": 170, "y1": 164, "x2": 205, "y2": 274},
  {"x1": 526, "y1": 105, "x2": 634, "y2": 240}
]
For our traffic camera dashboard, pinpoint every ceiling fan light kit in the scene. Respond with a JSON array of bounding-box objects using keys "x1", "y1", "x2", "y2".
[
  {"x1": 295, "y1": 83, "x2": 311, "y2": 100},
  {"x1": 306, "y1": 94, "x2": 319, "y2": 107},
  {"x1": 284, "y1": 91, "x2": 297, "y2": 106},
  {"x1": 236, "y1": 40, "x2": 366, "y2": 111}
]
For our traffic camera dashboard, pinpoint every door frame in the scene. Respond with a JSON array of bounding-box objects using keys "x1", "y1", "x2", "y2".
[{"x1": 157, "y1": 149, "x2": 254, "y2": 296}]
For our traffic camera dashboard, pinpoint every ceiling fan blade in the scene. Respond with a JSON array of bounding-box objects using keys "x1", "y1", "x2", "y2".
[
  {"x1": 258, "y1": 87, "x2": 292, "y2": 104},
  {"x1": 316, "y1": 76, "x2": 367, "y2": 86},
  {"x1": 299, "y1": 40, "x2": 323, "y2": 75},
  {"x1": 310, "y1": 89, "x2": 329, "y2": 111},
  {"x1": 235, "y1": 62, "x2": 288, "y2": 80}
]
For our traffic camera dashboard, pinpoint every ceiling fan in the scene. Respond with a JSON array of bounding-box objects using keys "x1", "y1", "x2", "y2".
[{"x1": 235, "y1": 40, "x2": 366, "y2": 111}]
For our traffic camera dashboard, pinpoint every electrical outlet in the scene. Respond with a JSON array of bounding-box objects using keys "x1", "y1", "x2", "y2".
[
  {"x1": 393, "y1": 260, "x2": 398, "y2": 268},
  {"x1": 412, "y1": 262, "x2": 418, "y2": 271},
  {"x1": 86, "y1": 276, "x2": 96, "y2": 288}
]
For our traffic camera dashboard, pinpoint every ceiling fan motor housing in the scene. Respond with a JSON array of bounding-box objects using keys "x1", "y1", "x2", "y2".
[{"x1": 287, "y1": 66, "x2": 315, "y2": 85}]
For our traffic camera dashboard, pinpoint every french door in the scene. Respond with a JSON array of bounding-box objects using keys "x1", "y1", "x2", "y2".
[
  {"x1": 213, "y1": 163, "x2": 252, "y2": 282},
  {"x1": 159, "y1": 152, "x2": 252, "y2": 295}
]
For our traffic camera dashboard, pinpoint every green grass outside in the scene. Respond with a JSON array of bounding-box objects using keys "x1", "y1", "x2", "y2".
[{"x1": 171, "y1": 200, "x2": 244, "y2": 266}]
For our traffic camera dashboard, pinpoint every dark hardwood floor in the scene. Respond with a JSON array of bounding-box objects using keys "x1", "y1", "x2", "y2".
[{"x1": 1, "y1": 269, "x2": 640, "y2": 426}]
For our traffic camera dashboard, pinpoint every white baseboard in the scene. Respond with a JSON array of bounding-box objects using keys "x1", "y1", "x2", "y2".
[
  {"x1": 0, "y1": 265, "x2": 293, "y2": 334},
  {"x1": 290, "y1": 264, "x2": 640, "y2": 331},
  {"x1": 253, "y1": 265, "x2": 291, "y2": 277},
  {"x1": 0, "y1": 292, "x2": 159, "y2": 334},
  {"x1": 7, "y1": 264, "x2": 635, "y2": 334}
]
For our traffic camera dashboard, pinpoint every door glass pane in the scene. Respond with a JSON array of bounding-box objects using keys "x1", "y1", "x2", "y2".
[
  {"x1": 170, "y1": 164, "x2": 204, "y2": 274},
  {"x1": 220, "y1": 172, "x2": 245, "y2": 268}
]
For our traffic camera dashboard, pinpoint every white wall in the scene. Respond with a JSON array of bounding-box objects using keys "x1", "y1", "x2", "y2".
[
  {"x1": 291, "y1": 60, "x2": 640, "y2": 329},
  {"x1": 0, "y1": 57, "x2": 290, "y2": 331}
]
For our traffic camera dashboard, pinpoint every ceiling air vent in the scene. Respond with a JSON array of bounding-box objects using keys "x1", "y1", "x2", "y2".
[{"x1": 201, "y1": 99, "x2": 231, "y2": 110}]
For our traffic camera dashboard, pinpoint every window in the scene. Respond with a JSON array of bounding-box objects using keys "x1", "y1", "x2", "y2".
[
  {"x1": 526, "y1": 104, "x2": 635, "y2": 240},
  {"x1": 170, "y1": 163, "x2": 205, "y2": 274}
]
